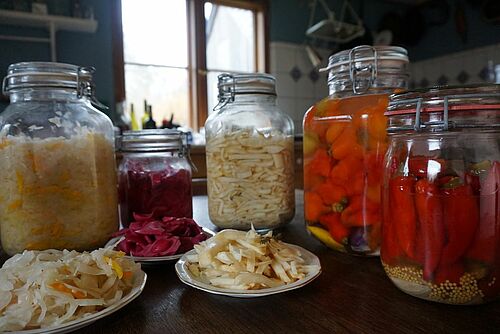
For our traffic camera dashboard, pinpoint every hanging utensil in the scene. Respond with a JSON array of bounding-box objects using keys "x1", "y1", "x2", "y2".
[{"x1": 306, "y1": 0, "x2": 365, "y2": 44}]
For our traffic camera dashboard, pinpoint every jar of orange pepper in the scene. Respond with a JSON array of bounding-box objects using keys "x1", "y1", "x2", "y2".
[
  {"x1": 303, "y1": 46, "x2": 409, "y2": 255},
  {"x1": 381, "y1": 85, "x2": 500, "y2": 304}
]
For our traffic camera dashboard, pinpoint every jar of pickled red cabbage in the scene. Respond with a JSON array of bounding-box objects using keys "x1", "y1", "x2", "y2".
[
  {"x1": 381, "y1": 85, "x2": 500, "y2": 304},
  {"x1": 205, "y1": 73, "x2": 295, "y2": 230},
  {"x1": 118, "y1": 129, "x2": 193, "y2": 227},
  {"x1": 303, "y1": 46, "x2": 409, "y2": 255},
  {"x1": 0, "y1": 62, "x2": 118, "y2": 255}
]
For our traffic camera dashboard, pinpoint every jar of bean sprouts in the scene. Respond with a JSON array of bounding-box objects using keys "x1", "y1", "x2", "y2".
[{"x1": 205, "y1": 73, "x2": 295, "y2": 230}]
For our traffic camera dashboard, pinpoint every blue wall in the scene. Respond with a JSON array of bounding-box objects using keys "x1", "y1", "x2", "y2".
[
  {"x1": 0, "y1": 0, "x2": 115, "y2": 117},
  {"x1": 270, "y1": 0, "x2": 500, "y2": 61}
]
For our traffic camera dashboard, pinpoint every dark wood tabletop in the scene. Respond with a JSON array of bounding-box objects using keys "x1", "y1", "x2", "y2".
[{"x1": 15, "y1": 191, "x2": 500, "y2": 334}]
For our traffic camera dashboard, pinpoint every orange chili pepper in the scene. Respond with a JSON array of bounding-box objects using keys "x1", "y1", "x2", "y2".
[
  {"x1": 319, "y1": 213, "x2": 349, "y2": 244},
  {"x1": 366, "y1": 111, "x2": 388, "y2": 141},
  {"x1": 325, "y1": 122, "x2": 346, "y2": 144},
  {"x1": 304, "y1": 191, "x2": 329, "y2": 222},
  {"x1": 330, "y1": 127, "x2": 361, "y2": 160},
  {"x1": 330, "y1": 156, "x2": 363, "y2": 187},
  {"x1": 345, "y1": 171, "x2": 365, "y2": 197},
  {"x1": 304, "y1": 166, "x2": 325, "y2": 190},
  {"x1": 307, "y1": 149, "x2": 331, "y2": 178},
  {"x1": 314, "y1": 182, "x2": 348, "y2": 210}
]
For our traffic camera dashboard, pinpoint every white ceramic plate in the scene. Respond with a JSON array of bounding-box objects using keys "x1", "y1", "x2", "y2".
[
  {"x1": 175, "y1": 243, "x2": 321, "y2": 298},
  {"x1": 105, "y1": 228, "x2": 215, "y2": 265},
  {"x1": 10, "y1": 270, "x2": 147, "y2": 334}
]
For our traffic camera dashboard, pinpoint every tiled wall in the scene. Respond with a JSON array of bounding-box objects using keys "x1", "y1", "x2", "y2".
[
  {"x1": 271, "y1": 41, "x2": 500, "y2": 133},
  {"x1": 409, "y1": 43, "x2": 500, "y2": 88},
  {"x1": 270, "y1": 42, "x2": 331, "y2": 134}
]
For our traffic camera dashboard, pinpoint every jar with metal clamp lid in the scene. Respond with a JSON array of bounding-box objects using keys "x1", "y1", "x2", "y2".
[
  {"x1": 0, "y1": 62, "x2": 118, "y2": 255},
  {"x1": 118, "y1": 129, "x2": 193, "y2": 227},
  {"x1": 205, "y1": 73, "x2": 295, "y2": 230},
  {"x1": 381, "y1": 84, "x2": 500, "y2": 305},
  {"x1": 303, "y1": 45, "x2": 409, "y2": 255}
]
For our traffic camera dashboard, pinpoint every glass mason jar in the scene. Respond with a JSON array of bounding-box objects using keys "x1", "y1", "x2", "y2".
[
  {"x1": 381, "y1": 85, "x2": 500, "y2": 305},
  {"x1": 118, "y1": 129, "x2": 193, "y2": 227},
  {"x1": 303, "y1": 46, "x2": 409, "y2": 255},
  {"x1": 205, "y1": 73, "x2": 295, "y2": 230},
  {"x1": 0, "y1": 62, "x2": 118, "y2": 255}
]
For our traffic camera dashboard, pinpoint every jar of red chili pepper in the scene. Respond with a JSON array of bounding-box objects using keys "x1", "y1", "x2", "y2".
[
  {"x1": 303, "y1": 45, "x2": 409, "y2": 255},
  {"x1": 118, "y1": 129, "x2": 193, "y2": 227},
  {"x1": 381, "y1": 84, "x2": 500, "y2": 305}
]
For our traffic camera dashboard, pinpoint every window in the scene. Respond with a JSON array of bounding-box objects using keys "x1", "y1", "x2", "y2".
[{"x1": 117, "y1": 0, "x2": 268, "y2": 130}]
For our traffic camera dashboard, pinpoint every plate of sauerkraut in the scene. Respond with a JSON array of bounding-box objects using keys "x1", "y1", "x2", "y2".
[{"x1": 0, "y1": 248, "x2": 146, "y2": 333}]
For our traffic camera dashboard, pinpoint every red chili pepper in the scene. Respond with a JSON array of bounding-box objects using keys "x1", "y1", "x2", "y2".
[
  {"x1": 389, "y1": 176, "x2": 417, "y2": 260},
  {"x1": 465, "y1": 172, "x2": 481, "y2": 196},
  {"x1": 408, "y1": 156, "x2": 446, "y2": 179},
  {"x1": 434, "y1": 262, "x2": 465, "y2": 285},
  {"x1": 319, "y1": 213, "x2": 349, "y2": 245},
  {"x1": 466, "y1": 161, "x2": 499, "y2": 265},
  {"x1": 415, "y1": 179, "x2": 445, "y2": 281},
  {"x1": 439, "y1": 180, "x2": 479, "y2": 266},
  {"x1": 381, "y1": 189, "x2": 404, "y2": 265}
]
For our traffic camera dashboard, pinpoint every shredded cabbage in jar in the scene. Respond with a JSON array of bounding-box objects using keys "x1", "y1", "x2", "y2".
[
  {"x1": 0, "y1": 248, "x2": 141, "y2": 331},
  {"x1": 206, "y1": 129, "x2": 295, "y2": 229}
]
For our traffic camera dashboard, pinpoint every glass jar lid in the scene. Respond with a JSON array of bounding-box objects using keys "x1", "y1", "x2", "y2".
[
  {"x1": 321, "y1": 45, "x2": 409, "y2": 94},
  {"x1": 214, "y1": 73, "x2": 276, "y2": 111},
  {"x1": 386, "y1": 84, "x2": 500, "y2": 133},
  {"x1": 2, "y1": 62, "x2": 95, "y2": 97},
  {"x1": 120, "y1": 129, "x2": 188, "y2": 154}
]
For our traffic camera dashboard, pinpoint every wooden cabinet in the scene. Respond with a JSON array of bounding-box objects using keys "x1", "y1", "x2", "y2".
[{"x1": 189, "y1": 139, "x2": 304, "y2": 195}]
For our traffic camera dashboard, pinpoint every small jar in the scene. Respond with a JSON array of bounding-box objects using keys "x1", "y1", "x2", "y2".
[
  {"x1": 118, "y1": 129, "x2": 193, "y2": 227},
  {"x1": 381, "y1": 85, "x2": 500, "y2": 305},
  {"x1": 303, "y1": 45, "x2": 409, "y2": 255},
  {"x1": 205, "y1": 73, "x2": 295, "y2": 230},
  {"x1": 0, "y1": 62, "x2": 118, "y2": 255}
]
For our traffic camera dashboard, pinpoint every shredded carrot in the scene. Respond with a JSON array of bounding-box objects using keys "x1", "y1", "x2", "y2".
[{"x1": 51, "y1": 282, "x2": 87, "y2": 299}]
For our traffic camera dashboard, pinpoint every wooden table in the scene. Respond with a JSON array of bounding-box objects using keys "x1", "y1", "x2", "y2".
[{"x1": 20, "y1": 192, "x2": 500, "y2": 333}]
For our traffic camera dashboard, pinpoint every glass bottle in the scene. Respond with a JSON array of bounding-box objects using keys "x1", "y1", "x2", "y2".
[
  {"x1": 303, "y1": 45, "x2": 409, "y2": 255},
  {"x1": 144, "y1": 105, "x2": 157, "y2": 129},
  {"x1": 381, "y1": 84, "x2": 500, "y2": 305},
  {"x1": 118, "y1": 129, "x2": 193, "y2": 227},
  {"x1": 0, "y1": 62, "x2": 118, "y2": 255},
  {"x1": 205, "y1": 73, "x2": 295, "y2": 231}
]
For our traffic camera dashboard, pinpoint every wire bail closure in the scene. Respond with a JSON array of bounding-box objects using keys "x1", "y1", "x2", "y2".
[
  {"x1": 349, "y1": 45, "x2": 378, "y2": 95},
  {"x1": 2, "y1": 64, "x2": 108, "y2": 110},
  {"x1": 388, "y1": 91, "x2": 500, "y2": 133},
  {"x1": 213, "y1": 73, "x2": 236, "y2": 111}
]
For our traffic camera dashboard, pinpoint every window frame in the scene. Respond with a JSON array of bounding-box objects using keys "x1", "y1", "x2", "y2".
[{"x1": 113, "y1": 0, "x2": 269, "y2": 130}]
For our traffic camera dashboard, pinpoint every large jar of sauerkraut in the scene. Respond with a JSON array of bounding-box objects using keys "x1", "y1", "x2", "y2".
[
  {"x1": 0, "y1": 62, "x2": 118, "y2": 255},
  {"x1": 205, "y1": 73, "x2": 295, "y2": 231}
]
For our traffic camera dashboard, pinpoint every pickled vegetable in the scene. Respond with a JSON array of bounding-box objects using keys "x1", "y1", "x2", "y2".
[
  {"x1": 118, "y1": 161, "x2": 192, "y2": 227},
  {"x1": 0, "y1": 133, "x2": 118, "y2": 255},
  {"x1": 206, "y1": 129, "x2": 295, "y2": 230},
  {"x1": 303, "y1": 94, "x2": 389, "y2": 255},
  {"x1": 382, "y1": 160, "x2": 500, "y2": 304}
]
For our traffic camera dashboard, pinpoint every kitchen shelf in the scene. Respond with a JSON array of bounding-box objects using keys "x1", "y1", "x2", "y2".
[{"x1": 0, "y1": 9, "x2": 98, "y2": 61}]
